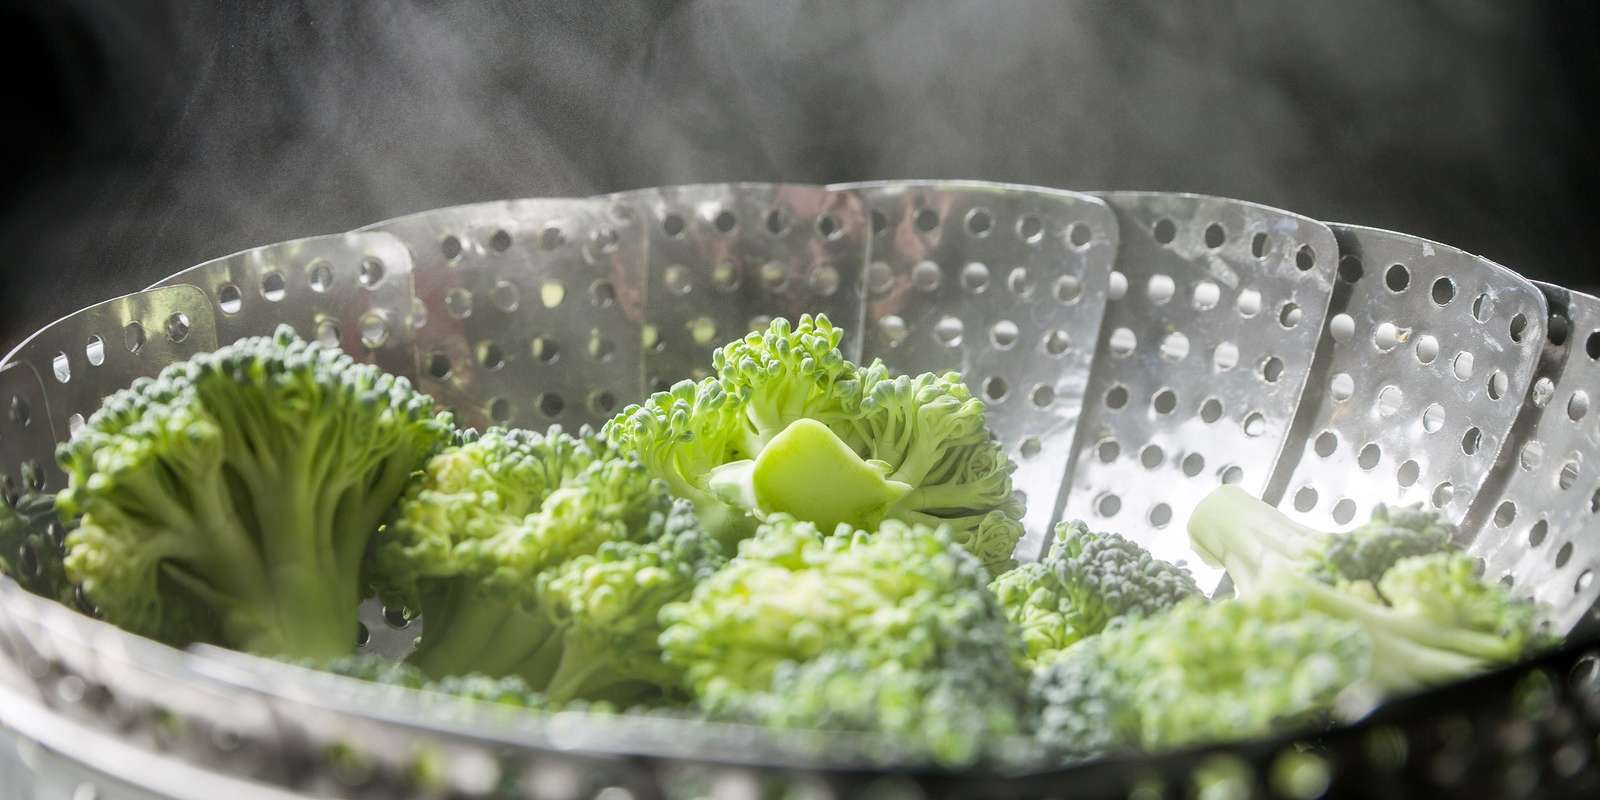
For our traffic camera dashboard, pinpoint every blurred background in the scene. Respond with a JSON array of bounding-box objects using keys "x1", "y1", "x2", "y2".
[{"x1": 3, "y1": 0, "x2": 1595, "y2": 352}]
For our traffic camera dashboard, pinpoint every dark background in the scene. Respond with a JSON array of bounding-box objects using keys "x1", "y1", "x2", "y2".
[{"x1": 3, "y1": 1, "x2": 1596, "y2": 353}]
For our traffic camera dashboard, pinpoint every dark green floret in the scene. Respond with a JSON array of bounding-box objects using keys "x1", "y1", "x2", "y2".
[{"x1": 991, "y1": 520, "x2": 1200, "y2": 664}]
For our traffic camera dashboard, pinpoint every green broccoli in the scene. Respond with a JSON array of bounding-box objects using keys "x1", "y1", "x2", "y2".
[
  {"x1": 1032, "y1": 593, "x2": 1371, "y2": 757},
  {"x1": 990, "y1": 521, "x2": 1200, "y2": 664},
  {"x1": 370, "y1": 426, "x2": 722, "y2": 704},
  {"x1": 57, "y1": 326, "x2": 453, "y2": 658},
  {"x1": 0, "y1": 492, "x2": 72, "y2": 602},
  {"x1": 532, "y1": 507, "x2": 725, "y2": 704},
  {"x1": 658, "y1": 515, "x2": 1030, "y2": 765},
  {"x1": 1189, "y1": 485, "x2": 1453, "y2": 597},
  {"x1": 606, "y1": 315, "x2": 1025, "y2": 572},
  {"x1": 1189, "y1": 486, "x2": 1544, "y2": 692}
]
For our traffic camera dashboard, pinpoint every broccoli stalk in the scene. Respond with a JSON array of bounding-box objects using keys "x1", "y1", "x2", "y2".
[
  {"x1": 1188, "y1": 485, "x2": 1453, "y2": 595},
  {"x1": 57, "y1": 327, "x2": 453, "y2": 658},
  {"x1": 1188, "y1": 486, "x2": 1542, "y2": 693}
]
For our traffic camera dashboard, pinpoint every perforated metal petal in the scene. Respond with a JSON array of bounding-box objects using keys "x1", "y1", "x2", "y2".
[
  {"x1": 0, "y1": 362, "x2": 56, "y2": 504},
  {"x1": 0, "y1": 286, "x2": 218, "y2": 481},
  {"x1": 837, "y1": 180, "x2": 1116, "y2": 557},
  {"x1": 1267, "y1": 226, "x2": 1546, "y2": 531},
  {"x1": 1468, "y1": 286, "x2": 1600, "y2": 633},
  {"x1": 361, "y1": 198, "x2": 646, "y2": 430},
  {"x1": 1063, "y1": 193, "x2": 1338, "y2": 588},
  {"x1": 150, "y1": 232, "x2": 419, "y2": 378},
  {"x1": 627, "y1": 184, "x2": 869, "y2": 390}
]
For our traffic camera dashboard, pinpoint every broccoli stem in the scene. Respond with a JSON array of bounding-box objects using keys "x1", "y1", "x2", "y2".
[
  {"x1": 242, "y1": 567, "x2": 358, "y2": 658},
  {"x1": 542, "y1": 635, "x2": 619, "y2": 705},
  {"x1": 1188, "y1": 485, "x2": 1324, "y2": 590},
  {"x1": 408, "y1": 587, "x2": 558, "y2": 681},
  {"x1": 734, "y1": 418, "x2": 911, "y2": 532}
]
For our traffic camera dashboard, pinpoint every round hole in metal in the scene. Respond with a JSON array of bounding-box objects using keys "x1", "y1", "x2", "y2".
[
  {"x1": 1422, "y1": 402, "x2": 1446, "y2": 432},
  {"x1": 979, "y1": 374, "x2": 1004, "y2": 400},
  {"x1": 1385, "y1": 264, "x2": 1410, "y2": 292},
  {"x1": 1431, "y1": 277, "x2": 1456, "y2": 306},
  {"x1": 1358, "y1": 442, "x2": 1381, "y2": 470},
  {"x1": 965, "y1": 209, "x2": 992, "y2": 237}
]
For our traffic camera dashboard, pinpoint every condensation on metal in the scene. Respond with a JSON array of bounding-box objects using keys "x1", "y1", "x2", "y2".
[
  {"x1": 836, "y1": 180, "x2": 1117, "y2": 557},
  {"x1": 1267, "y1": 226, "x2": 1546, "y2": 534},
  {"x1": 0, "y1": 286, "x2": 219, "y2": 494},
  {"x1": 150, "y1": 232, "x2": 420, "y2": 380},
  {"x1": 1063, "y1": 193, "x2": 1338, "y2": 590},
  {"x1": 1468, "y1": 286, "x2": 1600, "y2": 633},
  {"x1": 628, "y1": 183, "x2": 869, "y2": 391},
  {"x1": 361, "y1": 198, "x2": 647, "y2": 431}
]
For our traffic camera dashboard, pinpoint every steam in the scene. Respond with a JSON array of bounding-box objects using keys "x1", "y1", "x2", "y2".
[{"x1": 2, "y1": 1, "x2": 1593, "y2": 350}]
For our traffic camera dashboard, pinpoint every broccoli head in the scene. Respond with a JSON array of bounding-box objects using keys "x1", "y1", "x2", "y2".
[
  {"x1": 991, "y1": 521, "x2": 1200, "y2": 664},
  {"x1": 1189, "y1": 485, "x2": 1453, "y2": 597},
  {"x1": 371, "y1": 426, "x2": 721, "y2": 704},
  {"x1": 606, "y1": 315, "x2": 1025, "y2": 572},
  {"x1": 532, "y1": 505, "x2": 725, "y2": 704},
  {"x1": 57, "y1": 326, "x2": 453, "y2": 658},
  {"x1": 1032, "y1": 593, "x2": 1371, "y2": 757},
  {"x1": 1189, "y1": 486, "x2": 1545, "y2": 693},
  {"x1": 659, "y1": 515, "x2": 1030, "y2": 764}
]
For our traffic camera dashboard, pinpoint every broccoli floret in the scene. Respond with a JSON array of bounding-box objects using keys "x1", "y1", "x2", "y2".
[
  {"x1": 606, "y1": 315, "x2": 1025, "y2": 572},
  {"x1": 710, "y1": 651, "x2": 1025, "y2": 766},
  {"x1": 56, "y1": 326, "x2": 453, "y2": 658},
  {"x1": 371, "y1": 426, "x2": 720, "y2": 704},
  {"x1": 659, "y1": 515, "x2": 1030, "y2": 765},
  {"x1": 598, "y1": 378, "x2": 753, "y2": 546},
  {"x1": 532, "y1": 506, "x2": 725, "y2": 705},
  {"x1": 1189, "y1": 485, "x2": 1453, "y2": 596},
  {"x1": 1189, "y1": 486, "x2": 1544, "y2": 693},
  {"x1": 991, "y1": 521, "x2": 1200, "y2": 664},
  {"x1": 0, "y1": 492, "x2": 73, "y2": 602},
  {"x1": 1032, "y1": 593, "x2": 1371, "y2": 757}
]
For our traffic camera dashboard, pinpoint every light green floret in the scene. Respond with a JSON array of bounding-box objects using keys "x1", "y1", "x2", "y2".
[
  {"x1": 606, "y1": 315, "x2": 1025, "y2": 572},
  {"x1": 1032, "y1": 592, "x2": 1372, "y2": 757},
  {"x1": 659, "y1": 515, "x2": 1030, "y2": 765},
  {"x1": 371, "y1": 426, "x2": 721, "y2": 704},
  {"x1": 1189, "y1": 486, "x2": 1547, "y2": 693},
  {"x1": 56, "y1": 326, "x2": 453, "y2": 659}
]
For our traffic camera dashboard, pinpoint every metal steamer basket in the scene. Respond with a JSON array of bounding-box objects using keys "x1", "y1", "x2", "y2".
[{"x1": 1, "y1": 181, "x2": 1598, "y2": 799}]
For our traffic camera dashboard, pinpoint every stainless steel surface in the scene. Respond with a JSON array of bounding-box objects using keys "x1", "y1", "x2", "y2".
[
  {"x1": 149, "y1": 232, "x2": 419, "y2": 380},
  {"x1": 0, "y1": 181, "x2": 1596, "y2": 796},
  {"x1": 1266, "y1": 226, "x2": 1546, "y2": 534},
  {"x1": 1468, "y1": 285, "x2": 1600, "y2": 634},
  {"x1": 1062, "y1": 193, "x2": 1337, "y2": 588},
  {"x1": 361, "y1": 198, "x2": 647, "y2": 431},
  {"x1": 837, "y1": 180, "x2": 1116, "y2": 553},
  {"x1": 634, "y1": 184, "x2": 870, "y2": 391},
  {"x1": 0, "y1": 286, "x2": 219, "y2": 496},
  {"x1": 0, "y1": 362, "x2": 56, "y2": 505}
]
